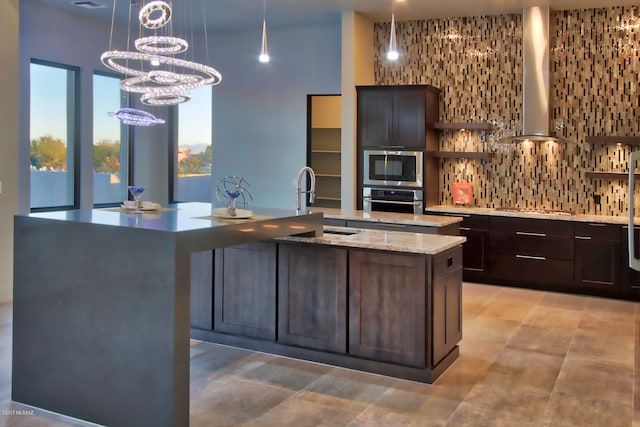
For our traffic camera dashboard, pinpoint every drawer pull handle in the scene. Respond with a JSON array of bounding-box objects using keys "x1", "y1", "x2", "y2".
[
  {"x1": 588, "y1": 223, "x2": 606, "y2": 227},
  {"x1": 516, "y1": 254, "x2": 546, "y2": 261},
  {"x1": 447, "y1": 257, "x2": 453, "y2": 267},
  {"x1": 460, "y1": 227, "x2": 471, "y2": 231},
  {"x1": 575, "y1": 236, "x2": 592, "y2": 240},
  {"x1": 516, "y1": 231, "x2": 546, "y2": 237}
]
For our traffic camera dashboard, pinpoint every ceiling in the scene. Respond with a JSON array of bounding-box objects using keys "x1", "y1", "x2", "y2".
[{"x1": 36, "y1": 0, "x2": 640, "y2": 31}]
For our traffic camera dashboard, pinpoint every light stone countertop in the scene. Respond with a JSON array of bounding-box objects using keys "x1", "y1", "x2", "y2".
[
  {"x1": 426, "y1": 205, "x2": 639, "y2": 225},
  {"x1": 307, "y1": 207, "x2": 462, "y2": 227},
  {"x1": 276, "y1": 226, "x2": 466, "y2": 255}
]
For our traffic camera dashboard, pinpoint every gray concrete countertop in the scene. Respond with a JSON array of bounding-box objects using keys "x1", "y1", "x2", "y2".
[
  {"x1": 426, "y1": 205, "x2": 638, "y2": 225},
  {"x1": 277, "y1": 226, "x2": 466, "y2": 255},
  {"x1": 307, "y1": 207, "x2": 462, "y2": 227}
]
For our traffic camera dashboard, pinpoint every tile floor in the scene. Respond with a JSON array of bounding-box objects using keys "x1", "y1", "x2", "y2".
[{"x1": 0, "y1": 283, "x2": 637, "y2": 426}]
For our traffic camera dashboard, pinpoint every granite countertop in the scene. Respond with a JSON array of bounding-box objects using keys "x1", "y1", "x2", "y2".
[
  {"x1": 308, "y1": 207, "x2": 462, "y2": 227},
  {"x1": 425, "y1": 205, "x2": 636, "y2": 225},
  {"x1": 276, "y1": 226, "x2": 466, "y2": 255}
]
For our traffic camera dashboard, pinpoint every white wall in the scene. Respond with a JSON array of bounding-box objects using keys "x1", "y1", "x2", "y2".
[
  {"x1": 0, "y1": 0, "x2": 20, "y2": 302},
  {"x1": 209, "y1": 25, "x2": 342, "y2": 209}
]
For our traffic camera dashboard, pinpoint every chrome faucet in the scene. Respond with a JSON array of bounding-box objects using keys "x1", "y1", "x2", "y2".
[{"x1": 296, "y1": 166, "x2": 316, "y2": 211}]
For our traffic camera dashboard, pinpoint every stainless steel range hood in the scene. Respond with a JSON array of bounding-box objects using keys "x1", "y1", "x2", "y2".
[{"x1": 509, "y1": 6, "x2": 563, "y2": 143}]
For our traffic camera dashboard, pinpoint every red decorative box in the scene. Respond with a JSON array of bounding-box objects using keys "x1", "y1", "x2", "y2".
[{"x1": 452, "y1": 183, "x2": 473, "y2": 205}]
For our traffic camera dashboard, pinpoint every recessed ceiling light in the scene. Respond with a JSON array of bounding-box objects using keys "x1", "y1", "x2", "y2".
[{"x1": 71, "y1": 1, "x2": 106, "y2": 9}]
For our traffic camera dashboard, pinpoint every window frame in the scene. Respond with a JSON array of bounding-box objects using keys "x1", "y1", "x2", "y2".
[
  {"x1": 29, "y1": 59, "x2": 81, "y2": 213},
  {"x1": 91, "y1": 70, "x2": 133, "y2": 208}
]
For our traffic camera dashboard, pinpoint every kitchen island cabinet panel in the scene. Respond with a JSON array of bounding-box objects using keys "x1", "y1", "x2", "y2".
[
  {"x1": 214, "y1": 242, "x2": 277, "y2": 340},
  {"x1": 432, "y1": 255, "x2": 462, "y2": 365},
  {"x1": 277, "y1": 244, "x2": 347, "y2": 353},
  {"x1": 348, "y1": 250, "x2": 426, "y2": 367}
]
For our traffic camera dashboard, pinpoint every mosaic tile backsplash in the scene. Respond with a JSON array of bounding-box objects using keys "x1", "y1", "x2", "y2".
[{"x1": 374, "y1": 7, "x2": 640, "y2": 216}]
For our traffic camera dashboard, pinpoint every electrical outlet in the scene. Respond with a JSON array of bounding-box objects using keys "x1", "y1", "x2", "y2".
[{"x1": 594, "y1": 194, "x2": 601, "y2": 205}]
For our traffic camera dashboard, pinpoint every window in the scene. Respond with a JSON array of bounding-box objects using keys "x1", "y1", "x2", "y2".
[
  {"x1": 93, "y1": 73, "x2": 129, "y2": 206},
  {"x1": 173, "y1": 85, "x2": 212, "y2": 202},
  {"x1": 29, "y1": 61, "x2": 78, "y2": 210}
]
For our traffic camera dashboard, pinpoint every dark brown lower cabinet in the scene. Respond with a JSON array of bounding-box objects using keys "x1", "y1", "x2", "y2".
[
  {"x1": 214, "y1": 242, "x2": 277, "y2": 340},
  {"x1": 574, "y1": 223, "x2": 621, "y2": 293},
  {"x1": 348, "y1": 250, "x2": 426, "y2": 367},
  {"x1": 277, "y1": 244, "x2": 347, "y2": 353}
]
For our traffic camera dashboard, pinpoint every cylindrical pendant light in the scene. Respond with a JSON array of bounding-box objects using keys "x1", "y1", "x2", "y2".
[
  {"x1": 259, "y1": 0, "x2": 270, "y2": 63},
  {"x1": 387, "y1": 13, "x2": 399, "y2": 61}
]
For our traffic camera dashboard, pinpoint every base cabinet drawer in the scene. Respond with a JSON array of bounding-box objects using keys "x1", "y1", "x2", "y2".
[
  {"x1": 277, "y1": 244, "x2": 347, "y2": 353},
  {"x1": 489, "y1": 254, "x2": 574, "y2": 288},
  {"x1": 348, "y1": 250, "x2": 426, "y2": 367}
]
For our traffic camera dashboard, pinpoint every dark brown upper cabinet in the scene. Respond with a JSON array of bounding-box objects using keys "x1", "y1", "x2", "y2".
[{"x1": 357, "y1": 85, "x2": 440, "y2": 150}]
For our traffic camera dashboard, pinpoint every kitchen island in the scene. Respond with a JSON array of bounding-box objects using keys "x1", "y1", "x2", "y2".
[
  {"x1": 13, "y1": 203, "x2": 465, "y2": 427},
  {"x1": 12, "y1": 203, "x2": 323, "y2": 427},
  {"x1": 190, "y1": 224, "x2": 466, "y2": 385}
]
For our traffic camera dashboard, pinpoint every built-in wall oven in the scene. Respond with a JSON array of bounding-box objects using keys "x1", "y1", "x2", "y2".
[
  {"x1": 363, "y1": 150, "x2": 423, "y2": 188},
  {"x1": 362, "y1": 188, "x2": 424, "y2": 215},
  {"x1": 362, "y1": 150, "x2": 424, "y2": 214}
]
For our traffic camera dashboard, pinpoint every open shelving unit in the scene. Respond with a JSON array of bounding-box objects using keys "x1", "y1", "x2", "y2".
[
  {"x1": 307, "y1": 94, "x2": 342, "y2": 209},
  {"x1": 433, "y1": 121, "x2": 494, "y2": 160}
]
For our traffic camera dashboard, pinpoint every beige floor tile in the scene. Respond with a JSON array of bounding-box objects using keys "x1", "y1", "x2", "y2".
[
  {"x1": 480, "y1": 348, "x2": 564, "y2": 395},
  {"x1": 585, "y1": 296, "x2": 636, "y2": 315},
  {"x1": 445, "y1": 400, "x2": 550, "y2": 427},
  {"x1": 460, "y1": 315, "x2": 521, "y2": 344},
  {"x1": 523, "y1": 304, "x2": 583, "y2": 330},
  {"x1": 368, "y1": 379, "x2": 461, "y2": 422},
  {"x1": 568, "y1": 330, "x2": 635, "y2": 368},
  {"x1": 554, "y1": 355, "x2": 634, "y2": 404},
  {"x1": 250, "y1": 396, "x2": 362, "y2": 427},
  {"x1": 538, "y1": 290, "x2": 589, "y2": 310},
  {"x1": 475, "y1": 299, "x2": 536, "y2": 322},
  {"x1": 544, "y1": 390, "x2": 633, "y2": 427},
  {"x1": 190, "y1": 378, "x2": 294, "y2": 426},
  {"x1": 578, "y1": 308, "x2": 636, "y2": 337},
  {"x1": 347, "y1": 404, "x2": 446, "y2": 427},
  {"x1": 506, "y1": 324, "x2": 574, "y2": 357},
  {"x1": 295, "y1": 367, "x2": 394, "y2": 411}
]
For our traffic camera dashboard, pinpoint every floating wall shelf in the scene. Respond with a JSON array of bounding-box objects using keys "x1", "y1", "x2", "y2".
[
  {"x1": 432, "y1": 151, "x2": 493, "y2": 160},
  {"x1": 585, "y1": 136, "x2": 640, "y2": 145},
  {"x1": 433, "y1": 122, "x2": 494, "y2": 131},
  {"x1": 585, "y1": 171, "x2": 640, "y2": 180}
]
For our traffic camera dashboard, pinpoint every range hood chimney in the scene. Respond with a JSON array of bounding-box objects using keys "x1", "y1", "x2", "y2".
[{"x1": 509, "y1": 6, "x2": 562, "y2": 143}]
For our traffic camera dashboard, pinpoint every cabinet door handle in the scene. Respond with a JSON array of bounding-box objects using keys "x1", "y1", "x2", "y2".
[
  {"x1": 516, "y1": 231, "x2": 546, "y2": 237},
  {"x1": 460, "y1": 227, "x2": 471, "y2": 231},
  {"x1": 516, "y1": 254, "x2": 546, "y2": 261},
  {"x1": 380, "y1": 145, "x2": 405, "y2": 149},
  {"x1": 575, "y1": 236, "x2": 592, "y2": 240},
  {"x1": 588, "y1": 223, "x2": 606, "y2": 227}
]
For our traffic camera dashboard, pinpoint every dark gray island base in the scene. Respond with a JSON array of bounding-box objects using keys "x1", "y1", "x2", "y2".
[
  {"x1": 12, "y1": 203, "x2": 323, "y2": 427},
  {"x1": 191, "y1": 227, "x2": 465, "y2": 386}
]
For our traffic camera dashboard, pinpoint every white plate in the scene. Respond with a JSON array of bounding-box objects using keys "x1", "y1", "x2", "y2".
[
  {"x1": 121, "y1": 201, "x2": 161, "y2": 211},
  {"x1": 212, "y1": 207, "x2": 253, "y2": 219}
]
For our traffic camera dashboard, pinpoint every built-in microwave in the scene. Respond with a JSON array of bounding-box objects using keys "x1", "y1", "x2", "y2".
[{"x1": 363, "y1": 150, "x2": 423, "y2": 188}]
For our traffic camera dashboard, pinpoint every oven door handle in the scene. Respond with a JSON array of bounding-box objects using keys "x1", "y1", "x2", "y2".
[{"x1": 364, "y1": 198, "x2": 422, "y2": 206}]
